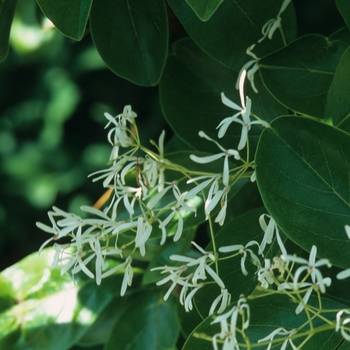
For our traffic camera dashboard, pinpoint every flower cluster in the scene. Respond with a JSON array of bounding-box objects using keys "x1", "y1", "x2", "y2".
[{"x1": 211, "y1": 296, "x2": 250, "y2": 350}]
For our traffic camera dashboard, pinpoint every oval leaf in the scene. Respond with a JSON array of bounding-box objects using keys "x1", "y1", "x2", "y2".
[
  {"x1": 105, "y1": 289, "x2": 180, "y2": 350},
  {"x1": 167, "y1": 0, "x2": 297, "y2": 71},
  {"x1": 255, "y1": 116, "x2": 350, "y2": 268},
  {"x1": 90, "y1": 0, "x2": 168, "y2": 86},
  {"x1": 259, "y1": 34, "x2": 348, "y2": 119},
  {"x1": 36, "y1": 0, "x2": 92, "y2": 40},
  {"x1": 185, "y1": 0, "x2": 223, "y2": 21},
  {"x1": 325, "y1": 46, "x2": 350, "y2": 131}
]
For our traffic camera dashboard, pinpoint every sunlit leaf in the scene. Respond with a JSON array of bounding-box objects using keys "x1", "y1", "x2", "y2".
[{"x1": 0, "y1": 249, "x2": 117, "y2": 350}]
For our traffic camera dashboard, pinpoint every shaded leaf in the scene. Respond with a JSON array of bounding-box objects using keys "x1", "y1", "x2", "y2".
[
  {"x1": 185, "y1": 0, "x2": 223, "y2": 21},
  {"x1": 255, "y1": 116, "x2": 350, "y2": 268},
  {"x1": 90, "y1": 0, "x2": 168, "y2": 86},
  {"x1": 0, "y1": 0, "x2": 17, "y2": 62},
  {"x1": 105, "y1": 289, "x2": 180, "y2": 350},
  {"x1": 159, "y1": 38, "x2": 286, "y2": 156},
  {"x1": 259, "y1": 34, "x2": 348, "y2": 119},
  {"x1": 325, "y1": 46, "x2": 350, "y2": 131},
  {"x1": 36, "y1": 0, "x2": 92, "y2": 40},
  {"x1": 336, "y1": 0, "x2": 350, "y2": 31},
  {"x1": 184, "y1": 294, "x2": 346, "y2": 349},
  {"x1": 167, "y1": 0, "x2": 297, "y2": 71}
]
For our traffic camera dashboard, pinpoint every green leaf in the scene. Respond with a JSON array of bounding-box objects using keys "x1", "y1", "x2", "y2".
[
  {"x1": 185, "y1": 294, "x2": 346, "y2": 349},
  {"x1": 105, "y1": 289, "x2": 180, "y2": 350},
  {"x1": 78, "y1": 292, "x2": 130, "y2": 346},
  {"x1": 336, "y1": 0, "x2": 350, "y2": 31},
  {"x1": 185, "y1": 0, "x2": 223, "y2": 21},
  {"x1": 0, "y1": 0, "x2": 17, "y2": 62},
  {"x1": 36, "y1": 0, "x2": 92, "y2": 40},
  {"x1": 194, "y1": 208, "x2": 267, "y2": 318},
  {"x1": 0, "y1": 249, "x2": 117, "y2": 350},
  {"x1": 329, "y1": 26, "x2": 350, "y2": 46},
  {"x1": 159, "y1": 38, "x2": 286, "y2": 155},
  {"x1": 325, "y1": 46, "x2": 350, "y2": 131},
  {"x1": 167, "y1": 0, "x2": 297, "y2": 71},
  {"x1": 255, "y1": 116, "x2": 350, "y2": 268},
  {"x1": 90, "y1": 0, "x2": 168, "y2": 86},
  {"x1": 259, "y1": 34, "x2": 348, "y2": 119}
]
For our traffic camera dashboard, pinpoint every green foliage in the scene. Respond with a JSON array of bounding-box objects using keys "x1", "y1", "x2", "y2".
[
  {"x1": 2, "y1": 1, "x2": 350, "y2": 349},
  {"x1": 255, "y1": 116, "x2": 350, "y2": 268},
  {"x1": 259, "y1": 34, "x2": 348, "y2": 118},
  {"x1": 0, "y1": 0, "x2": 17, "y2": 61},
  {"x1": 90, "y1": 0, "x2": 168, "y2": 86},
  {"x1": 36, "y1": 0, "x2": 92, "y2": 40}
]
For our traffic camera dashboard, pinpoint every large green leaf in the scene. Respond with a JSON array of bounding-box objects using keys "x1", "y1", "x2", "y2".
[
  {"x1": 159, "y1": 38, "x2": 286, "y2": 155},
  {"x1": 105, "y1": 289, "x2": 180, "y2": 350},
  {"x1": 184, "y1": 294, "x2": 346, "y2": 349},
  {"x1": 255, "y1": 116, "x2": 350, "y2": 268},
  {"x1": 90, "y1": 0, "x2": 168, "y2": 86},
  {"x1": 0, "y1": 249, "x2": 117, "y2": 350},
  {"x1": 259, "y1": 34, "x2": 348, "y2": 119},
  {"x1": 325, "y1": 46, "x2": 350, "y2": 131},
  {"x1": 167, "y1": 0, "x2": 297, "y2": 71},
  {"x1": 185, "y1": 0, "x2": 223, "y2": 21},
  {"x1": 36, "y1": 0, "x2": 92, "y2": 40},
  {"x1": 0, "y1": 0, "x2": 17, "y2": 62},
  {"x1": 336, "y1": 0, "x2": 350, "y2": 31}
]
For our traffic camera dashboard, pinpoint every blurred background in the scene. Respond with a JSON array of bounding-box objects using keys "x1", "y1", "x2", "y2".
[{"x1": 0, "y1": 0, "x2": 345, "y2": 271}]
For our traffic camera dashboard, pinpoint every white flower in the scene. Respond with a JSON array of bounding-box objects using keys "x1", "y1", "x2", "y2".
[
  {"x1": 258, "y1": 0, "x2": 292, "y2": 43},
  {"x1": 336, "y1": 310, "x2": 350, "y2": 341},
  {"x1": 219, "y1": 241, "x2": 260, "y2": 276},
  {"x1": 212, "y1": 187, "x2": 230, "y2": 226},
  {"x1": 337, "y1": 225, "x2": 350, "y2": 280},
  {"x1": 278, "y1": 277, "x2": 332, "y2": 314},
  {"x1": 179, "y1": 283, "x2": 203, "y2": 312},
  {"x1": 135, "y1": 216, "x2": 153, "y2": 256},
  {"x1": 170, "y1": 241, "x2": 224, "y2": 288},
  {"x1": 151, "y1": 264, "x2": 192, "y2": 301},
  {"x1": 257, "y1": 259, "x2": 275, "y2": 289},
  {"x1": 158, "y1": 191, "x2": 196, "y2": 241},
  {"x1": 190, "y1": 131, "x2": 240, "y2": 185},
  {"x1": 281, "y1": 245, "x2": 332, "y2": 292},
  {"x1": 258, "y1": 214, "x2": 286, "y2": 256},
  {"x1": 219, "y1": 71, "x2": 269, "y2": 149},
  {"x1": 186, "y1": 174, "x2": 221, "y2": 199},
  {"x1": 211, "y1": 296, "x2": 250, "y2": 350},
  {"x1": 209, "y1": 288, "x2": 232, "y2": 315},
  {"x1": 104, "y1": 105, "x2": 137, "y2": 147},
  {"x1": 258, "y1": 327, "x2": 297, "y2": 350},
  {"x1": 235, "y1": 45, "x2": 260, "y2": 93}
]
